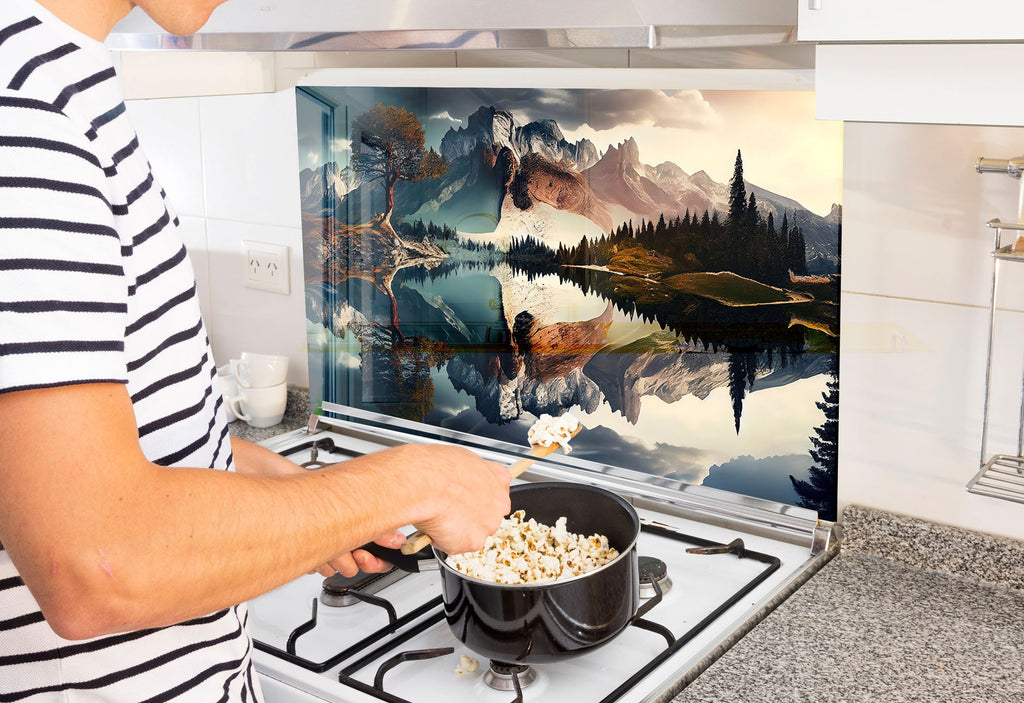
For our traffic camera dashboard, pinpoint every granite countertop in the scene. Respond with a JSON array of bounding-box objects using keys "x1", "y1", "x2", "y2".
[
  {"x1": 672, "y1": 505, "x2": 1024, "y2": 702},
  {"x1": 227, "y1": 385, "x2": 311, "y2": 443}
]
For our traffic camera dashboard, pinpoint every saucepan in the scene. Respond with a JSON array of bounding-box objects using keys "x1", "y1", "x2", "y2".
[{"x1": 363, "y1": 482, "x2": 661, "y2": 664}]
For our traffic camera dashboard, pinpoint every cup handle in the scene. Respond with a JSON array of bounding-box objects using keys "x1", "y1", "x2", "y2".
[
  {"x1": 231, "y1": 359, "x2": 251, "y2": 388},
  {"x1": 226, "y1": 395, "x2": 250, "y2": 422}
]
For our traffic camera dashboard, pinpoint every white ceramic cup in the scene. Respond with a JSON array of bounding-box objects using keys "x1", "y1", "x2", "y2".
[
  {"x1": 231, "y1": 352, "x2": 289, "y2": 389},
  {"x1": 226, "y1": 382, "x2": 288, "y2": 428},
  {"x1": 216, "y1": 364, "x2": 239, "y2": 421}
]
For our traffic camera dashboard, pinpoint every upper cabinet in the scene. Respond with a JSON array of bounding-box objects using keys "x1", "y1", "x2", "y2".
[
  {"x1": 801, "y1": 2, "x2": 1024, "y2": 126},
  {"x1": 798, "y1": 0, "x2": 1024, "y2": 42}
]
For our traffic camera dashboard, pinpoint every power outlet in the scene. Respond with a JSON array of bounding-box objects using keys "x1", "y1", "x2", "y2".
[{"x1": 242, "y1": 241, "x2": 290, "y2": 294}]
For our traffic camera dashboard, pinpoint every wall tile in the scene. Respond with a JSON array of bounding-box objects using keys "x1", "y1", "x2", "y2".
[
  {"x1": 816, "y1": 44, "x2": 1024, "y2": 126},
  {"x1": 313, "y1": 51, "x2": 457, "y2": 68},
  {"x1": 629, "y1": 44, "x2": 814, "y2": 70},
  {"x1": 204, "y1": 219, "x2": 308, "y2": 386},
  {"x1": 455, "y1": 49, "x2": 628, "y2": 68},
  {"x1": 839, "y1": 292, "x2": 1024, "y2": 540},
  {"x1": 120, "y1": 52, "x2": 275, "y2": 100},
  {"x1": 125, "y1": 97, "x2": 205, "y2": 217},
  {"x1": 198, "y1": 91, "x2": 302, "y2": 229},
  {"x1": 117, "y1": 62, "x2": 1024, "y2": 540},
  {"x1": 276, "y1": 52, "x2": 461, "y2": 88},
  {"x1": 842, "y1": 122, "x2": 1024, "y2": 310}
]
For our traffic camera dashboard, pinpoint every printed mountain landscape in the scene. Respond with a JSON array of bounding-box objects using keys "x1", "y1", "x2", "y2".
[
  {"x1": 300, "y1": 105, "x2": 841, "y2": 273},
  {"x1": 297, "y1": 88, "x2": 841, "y2": 520}
]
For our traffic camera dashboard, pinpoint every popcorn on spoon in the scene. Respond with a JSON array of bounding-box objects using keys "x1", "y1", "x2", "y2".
[{"x1": 398, "y1": 412, "x2": 583, "y2": 556}]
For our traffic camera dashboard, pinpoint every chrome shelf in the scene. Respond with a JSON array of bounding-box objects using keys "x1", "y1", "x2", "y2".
[
  {"x1": 972, "y1": 161, "x2": 1024, "y2": 505},
  {"x1": 967, "y1": 455, "x2": 1024, "y2": 505}
]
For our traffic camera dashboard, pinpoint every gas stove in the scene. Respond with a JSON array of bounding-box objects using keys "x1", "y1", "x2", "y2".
[{"x1": 249, "y1": 414, "x2": 836, "y2": 703}]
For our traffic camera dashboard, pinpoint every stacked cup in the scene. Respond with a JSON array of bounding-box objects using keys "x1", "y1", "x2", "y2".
[{"x1": 223, "y1": 352, "x2": 289, "y2": 428}]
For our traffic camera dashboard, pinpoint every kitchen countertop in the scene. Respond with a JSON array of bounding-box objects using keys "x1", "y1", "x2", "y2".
[
  {"x1": 227, "y1": 385, "x2": 311, "y2": 444},
  {"x1": 670, "y1": 505, "x2": 1024, "y2": 702}
]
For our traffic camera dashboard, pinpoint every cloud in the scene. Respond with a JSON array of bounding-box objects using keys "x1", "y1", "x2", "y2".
[
  {"x1": 428, "y1": 110, "x2": 463, "y2": 126},
  {"x1": 337, "y1": 351, "x2": 360, "y2": 369},
  {"x1": 580, "y1": 89, "x2": 719, "y2": 131},
  {"x1": 569, "y1": 424, "x2": 709, "y2": 483},
  {"x1": 426, "y1": 408, "x2": 709, "y2": 482},
  {"x1": 700, "y1": 454, "x2": 812, "y2": 505},
  {"x1": 427, "y1": 87, "x2": 718, "y2": 134}
]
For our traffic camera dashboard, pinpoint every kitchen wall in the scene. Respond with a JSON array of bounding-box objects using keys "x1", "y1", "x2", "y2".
[
  {"x1": 121, "y1": 57, "x2": 309, "y2": 386},
  {"x1": 841, "y1": 121, "x2": 1024, "y2": 541},
  {"x1": 116, "y1": 50, "x2": 1024, "y2": 540}
]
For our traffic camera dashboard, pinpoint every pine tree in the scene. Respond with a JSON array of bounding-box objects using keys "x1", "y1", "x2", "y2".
[
  {"x1": 745, "y1": 192, "x2": 759, "y2": 229},
  {"x1": 727, "y1": 352, "x2": 758, "y2": 434},
  {"x1": 790, "y1": 357, "x2": 839, "y2": 521},
  {"x1": 726, "y1": 150, "x2": 747, "y2": 274},
  {"x1": 787, "y1": 225, "x2": 808, "y2": 275},
  {"x1": 655, "y1": 213, "x2": 667, "y2": 242},
  {"x1": 727, "y1": 149, "x2": 747, "y2": 230}
]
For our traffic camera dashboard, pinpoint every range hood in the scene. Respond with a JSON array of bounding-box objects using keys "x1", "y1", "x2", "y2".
[{"x1": 107, "y1": 0, "x2": 797, "y2": 52}]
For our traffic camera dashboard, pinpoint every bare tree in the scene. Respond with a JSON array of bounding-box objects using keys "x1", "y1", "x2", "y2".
[{"x1": 350, "y1": 103, "x2": 448, "y2": 232}]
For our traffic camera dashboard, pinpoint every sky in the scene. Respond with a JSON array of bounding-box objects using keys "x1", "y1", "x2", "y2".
[{"x1": 300, "y1": 86, "x2": 843, "y2": 217}]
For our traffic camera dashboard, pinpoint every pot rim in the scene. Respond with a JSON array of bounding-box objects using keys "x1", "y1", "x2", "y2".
[
  {"x1": 433, "y1": 482, "x2": 640, "y2": 588},
  {"x1": 433, "y1": 535, "x2": 639, "y2": 588}
]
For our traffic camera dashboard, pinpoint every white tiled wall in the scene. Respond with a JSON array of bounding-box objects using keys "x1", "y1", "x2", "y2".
[
  {"x1": 125, "y1": 88, "x2": 308, "y2": 386},
  {"x1": 119, "y1": 49, "x2": 1024, "y2": 539},
  {"x1": 841, "y1": 121, "x2": 1024, "y2": 540}
]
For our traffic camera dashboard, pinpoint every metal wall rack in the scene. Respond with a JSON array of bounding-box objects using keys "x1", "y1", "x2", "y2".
[{"x1": 968, "y1": 156, "x2": 1024, "y2": 504}]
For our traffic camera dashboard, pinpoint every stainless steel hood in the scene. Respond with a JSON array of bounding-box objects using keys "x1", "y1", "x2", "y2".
[{"x1": 107, "y1": 0, "x2": 798, "y2": 52}]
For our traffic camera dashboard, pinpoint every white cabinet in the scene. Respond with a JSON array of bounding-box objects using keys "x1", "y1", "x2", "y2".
[
  {"x1": 798, "y1": 0, "x2": 1024, "y2": 42},
  {"x1": 802, "y1": 0, "x2": 1024, "y2": 125},
  {"x1": 800, "y1": 2, "x2": 1024, "y2": 125},
  {"x1": 814, "y1": 43, "x2": 1024, "y2": 126}
]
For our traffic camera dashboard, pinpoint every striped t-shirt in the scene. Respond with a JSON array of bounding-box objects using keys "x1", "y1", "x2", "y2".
[{"x1": 0, "y1": 0, "x2": 261, "y2": 699}]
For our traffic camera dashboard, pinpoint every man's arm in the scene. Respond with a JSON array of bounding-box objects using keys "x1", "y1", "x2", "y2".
[
  {"x1": 0, "y1": 383, "x2": 510, "y2": 640},
  {"x1": 229, "y1": 435, "x2": 405, "y2": 576}
]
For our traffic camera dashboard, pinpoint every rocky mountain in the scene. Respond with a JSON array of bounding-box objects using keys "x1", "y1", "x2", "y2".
[
  {"x1": 304, "y1": 103, "x2": 840, "y2": 271},
  {"x1": 298, "y1": 162, "x2": 358, "y2": 215},
  {"x1": 509, "y1": 152, "x2": 613, "y2": 232},
  {"x1": 583, "y1": 138, "x2": 686, "y2": 222},
  {"x1": 439, "y1": 106, "x2": 518, "y2": 162},
  {"x1": 439, "y1": 106, "x2": 599, "y2": 171},
  {"x1": 583, "y1": 137, "x2": 840, "y2": 273}
]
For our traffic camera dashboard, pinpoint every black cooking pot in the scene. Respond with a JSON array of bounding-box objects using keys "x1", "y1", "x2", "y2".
[{"x1": 364, "y1": 482, "x2": 647, "y2": 664}]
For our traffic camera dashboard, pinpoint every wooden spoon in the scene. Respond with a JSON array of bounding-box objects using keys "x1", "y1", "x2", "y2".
[{"x1": 399, "y1": 424, "x2": 582, "y2": 555}]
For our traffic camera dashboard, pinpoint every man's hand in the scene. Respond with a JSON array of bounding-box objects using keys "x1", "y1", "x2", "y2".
[
  {"x1": 403, "y1": 445, "x2": 512, "y2": 556},
  {"x1": 313, "y1": 530, "x2": 406, "y2": 577}
]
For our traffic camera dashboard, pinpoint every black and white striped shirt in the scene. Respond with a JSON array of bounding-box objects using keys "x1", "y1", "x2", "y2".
[{"x1": 0, "y1": 0, "x2": 260, "y2": 699}]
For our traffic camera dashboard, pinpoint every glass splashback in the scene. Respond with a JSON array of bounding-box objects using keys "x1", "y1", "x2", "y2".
[{"x1": 295, "y1": 81, "x2": 842, "y2": 520}]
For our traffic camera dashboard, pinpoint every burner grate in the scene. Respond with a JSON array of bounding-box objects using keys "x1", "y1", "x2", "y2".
[
  {"x1": 253, "y1": 596, "x2": 443, "y2": 675},
  {"x1": 253, "y1": 524, "x2": 781, "y2": 703}
]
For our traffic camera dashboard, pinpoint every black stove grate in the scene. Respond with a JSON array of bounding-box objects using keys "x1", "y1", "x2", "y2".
[{"x1": 253, "y1": 524, "x2": 781, "y2": 702}]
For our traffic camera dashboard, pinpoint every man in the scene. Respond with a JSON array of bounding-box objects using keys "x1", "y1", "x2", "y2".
[{"x1": 0, "y1": 0, "x2": 512, "y2": 699}]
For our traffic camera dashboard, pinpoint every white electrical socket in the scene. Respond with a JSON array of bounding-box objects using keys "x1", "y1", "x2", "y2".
[{"x1": 242, "y1": 240, "x2": 290, "y2": 294}]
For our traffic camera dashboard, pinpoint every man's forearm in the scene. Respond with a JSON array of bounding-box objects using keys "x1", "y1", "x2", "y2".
[{"x1": 0, "y1": 383, "x2": 509, "y2": 640}]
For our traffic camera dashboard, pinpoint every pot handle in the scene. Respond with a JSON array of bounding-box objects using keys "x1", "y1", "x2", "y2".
[{"x1": 359, "y1": 542, "x2": 438, "y2": 573}]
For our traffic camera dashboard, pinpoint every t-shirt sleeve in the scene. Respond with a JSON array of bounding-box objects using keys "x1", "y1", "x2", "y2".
[{"x1": 0, "y1": 94, "x2": 129, "y2": 394}]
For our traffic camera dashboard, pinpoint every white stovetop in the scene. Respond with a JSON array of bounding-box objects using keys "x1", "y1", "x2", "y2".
[{"x1": 248, "y1": 423, "x2": 829, "y2": 703}]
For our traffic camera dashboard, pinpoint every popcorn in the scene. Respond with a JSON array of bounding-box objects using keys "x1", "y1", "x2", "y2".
[
  {"x1": 445, "y1": 510, "x2": 618, "y2": 584},
  {"x1": 454, "y1": 654, "x2": 479, "y2": 675},
  {"x1": 527, "y1": 412, "x2": 580, "y2": 454}
]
